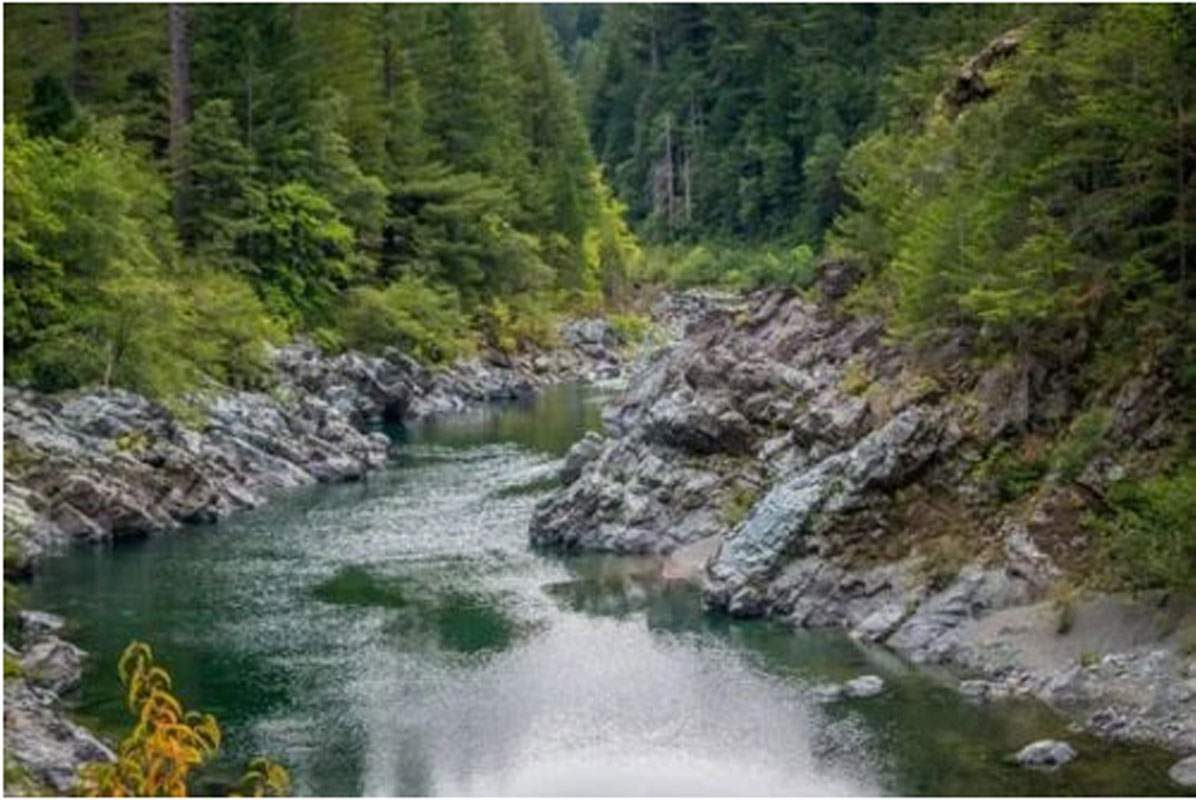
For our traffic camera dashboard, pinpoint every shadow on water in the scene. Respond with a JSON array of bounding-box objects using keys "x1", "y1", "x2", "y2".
[{"x1": 314, "y1": 565, "x2": 521, "y2": 655}]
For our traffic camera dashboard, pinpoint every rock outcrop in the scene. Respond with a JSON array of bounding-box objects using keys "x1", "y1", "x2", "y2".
[
  {"x1": 4, "y1": 316, "x2": 632, "y2": 572},
  {"x1": 530, "y1": 287, "x2": 1194, "y2": 758},
  {"x1": 4, "y1": 613, "x2": 114, "y2": 793}
]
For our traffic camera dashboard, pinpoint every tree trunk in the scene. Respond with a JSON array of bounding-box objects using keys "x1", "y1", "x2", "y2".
[
  {"x1": 167, "y1": 3, "x2": 191, "y2": 232},
  {"x1": 64, "y1": 4, "x2": 84, "y2": 97}
]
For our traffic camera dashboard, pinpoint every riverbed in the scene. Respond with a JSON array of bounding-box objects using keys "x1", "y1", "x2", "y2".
[{"x1": 24, "y1": 385, "x2": 1183, "y2": 796}]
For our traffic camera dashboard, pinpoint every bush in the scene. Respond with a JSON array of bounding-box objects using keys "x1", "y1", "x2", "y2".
[
  {"x1": 339, "y1": 276, "x2": 474, "y2": 364},
  {"x1": 77, "y1": 642, "x2": 290, "y2": 797},
  {"x1": 639, "y1": 243, "x2": 818, "y2": 292},
  {"x1": 1091, "y1": 463, "x2": 1195, "y2": 595},
  {"x1": 478, "y1": 293, "x2": 561, "y2": 355},
  {"x1": 1048, "y1": 407, "x2": 1110, "y2": 482},
  {"x1": 606, "y1": 311, "x2": 652, "y2": 347},
  {"x1": 974, "y1": 441, "x2": 1049, "y2": 502},
  {"x1": 181, "y1": 268, "x2": 286, "y2": 391}
]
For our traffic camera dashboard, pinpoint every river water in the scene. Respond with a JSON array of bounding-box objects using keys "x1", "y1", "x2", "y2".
[{"x1": 24, "y1": 385, "x2": 1182, "y2": 796}]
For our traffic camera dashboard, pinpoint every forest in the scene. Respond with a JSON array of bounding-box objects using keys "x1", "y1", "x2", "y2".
[
  {"x1": 5, "y1": 4, "x2": 1194, "y2": 405},
  {"x1": 2, "y1": 5, "x2": 1196, "y2": 797}
]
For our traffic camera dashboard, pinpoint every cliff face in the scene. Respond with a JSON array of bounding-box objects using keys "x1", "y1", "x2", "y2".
[{"x1": 530, "y1": 286, "x2": 1194, "y2": 758}]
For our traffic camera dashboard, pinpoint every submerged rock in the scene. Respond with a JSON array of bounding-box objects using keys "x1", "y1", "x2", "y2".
[
  {"x1": 1015, "y1": 739, "x2": 1076, "y2": 770},
  {"x1": 1169, "y1": 755, "x2": 1195, "y2": 787},
  {"x1": 843, "y1": 675, "x2": 885, "y2": 698}
]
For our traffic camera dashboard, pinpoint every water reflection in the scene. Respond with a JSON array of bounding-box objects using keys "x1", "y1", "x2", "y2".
[{"x1": 22, "y1": 385, "x2": 1186, "y2": 796}]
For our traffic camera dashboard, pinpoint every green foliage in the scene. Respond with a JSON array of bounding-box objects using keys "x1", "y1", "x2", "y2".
[
  {"x1": 187, "y1": 99, "x2": 260, "y2": 259},
  {"x1": 1048, "y1": 408, "x2": 1111, "y2": 482},
  {"x1": 644, "y1": 243, "x2": 816, "y2": 291},
  {"x1": 4, "y1": 121, "x2": 192, "y2": 397},
  {"x1": 1090, "y1": 463, "x2": 1195, "y2": 595},
  {"x1": 478, "y1": 294, "x2": 561, "y2": 355},
  {"x1": 835, "y1": 6, "x2": 1194, "y2": 361},
  {"x1": 571, "y1": 4, "x2": 1022, "y2": 242},
  {"x1": 974, "y1": 442, "x2": 1049, "y2": 503},
  {"x1": 720, "y1": 483, "x2": 761, "y2": 527},
  {"x1": 180, "y1": 269, "x2": 286, "y2": 390},
  {"x1": 5, "y1": 3, "x2": 640, "y2": 393},
  {"x1": 840, "y1": 359, "x2": 872, "y2": 397},
  {"x1": 606, "y1": 312, "x2": 652, "y2": 348},
  {"x1": 240, "y1": 181, "x2": 355, "y2": 330},
  {"x1": 4, "y1": 120, "x2": 284, "y2": 398},
  {"x1": 4, "y1": 653, "x2": 23, "y2": 679},
  {"x1": 338, "y1": 276, "x2": 473, "y2": 365}
]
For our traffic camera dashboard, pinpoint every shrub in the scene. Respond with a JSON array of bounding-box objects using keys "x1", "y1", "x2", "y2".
[
  {"x1": 77, "y1": 641, "x2": 290, "y2": 798},
  {"x1": 478, "y1": 293, "x2": 560, "y2": 355},
  {"x1": 339, "y1": 275, "x2": 474, "y2": 364},
  {"x1": 1090, "y1": 463, "x2": 1195, "y2": 595},
  {"x1": 918, "y1": 535, "x2": 973, "y2": 591},
  {"x1": 606, "y1": 311, "x2": 652, "y2": 347},
  {"x1": 974, "y1": 442, "x2": 1049, "y2": 502},
  {"x1": 1048, "y1": 407, "x2": 1110, "y2": 482},
  {"x1": 720, "y1": 483, "x2": 762, "y2": 527},
  {"x1": 180, "y1": 268, "x2": 286, "y2": 391},
  {"x1": 840, "y1": 358, "x2": 872, "y2": 396}
]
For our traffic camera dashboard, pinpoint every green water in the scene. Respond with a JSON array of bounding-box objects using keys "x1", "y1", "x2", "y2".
[{"x1": 23, "y1": 384, "x2": 1183, "y2": 796}]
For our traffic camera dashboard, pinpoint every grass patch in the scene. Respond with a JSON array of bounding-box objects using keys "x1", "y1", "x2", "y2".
[
  {"x1": 840, "y1": 358, "x2": 872, "y2": 397},
  {"x1": 1048, "y1": 407, "x2": 1110, "y2": 482},
  {"x1": 720, "y1": 482, "x2": 761, "y2": 527},
  {"x1": 4, "y1": 653, "x2": 24, "y2": 679},
  {"x1": 973, "y1": 440, "x2": 1049, "y2": 502}
]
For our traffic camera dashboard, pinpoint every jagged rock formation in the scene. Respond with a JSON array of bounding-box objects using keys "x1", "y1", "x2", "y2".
[
  {"x1": 530, "y1": 286, "x2": 1194, "y2": 757},
  {"x1": 3, "y1": 319, "x2": 629, "y2": 573}
]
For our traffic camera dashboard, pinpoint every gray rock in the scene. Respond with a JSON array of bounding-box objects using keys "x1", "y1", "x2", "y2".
[
  {"x1": 706, "y1": 408, "x2": 940, "y2": 606},
  {"x1": 20, "y1": 636, "x2": 85, "y2": 695},
  {"x1": 843, "y1": 674, "x2": 885, "y2": 698},
  {"x1": 17, "y1": 610, "x2": 65, "y2": 643},
  {"x1": 4, "y1": 680, "x2": 114, "y2": 792},
  {"x1": 560, "y1": 431, "x2": 604, "y2": 485},
  {"x1": 812, "y1": 683, "x2": 845, "y2": 703},
  {"x1": 958, "y1": 679, "x2": 1011, "y2": 704},
  {"x1": 1015, "y1": 739, "x2": 1076, "y2": 770},
  {"x1": 1169, "y1": 755, "x2": 1195, "y2": 787},
  {"x1": 853, "y1": 603, "x2": 908, "y2": 642}
]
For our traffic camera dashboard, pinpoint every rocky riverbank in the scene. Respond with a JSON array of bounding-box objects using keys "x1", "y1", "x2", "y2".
[
  {"x1": 3, "y1": 316, "x2": 637, "y2": 575},
  {"x1": 531, "y1": 280, "x2": 1195, "y2": 779},
  {"x1": 1, "y1": 312, "x2": 644, "y2": 794}
]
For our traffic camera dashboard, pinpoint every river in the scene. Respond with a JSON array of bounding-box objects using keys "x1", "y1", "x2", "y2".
[{"x1": 24, "y1": 385, "x2": 1182, "y2": 796}]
